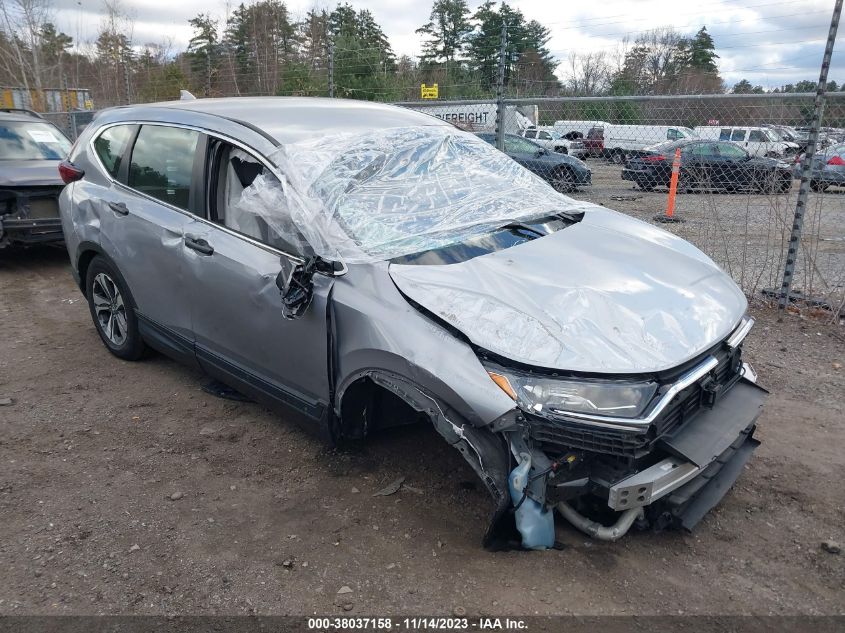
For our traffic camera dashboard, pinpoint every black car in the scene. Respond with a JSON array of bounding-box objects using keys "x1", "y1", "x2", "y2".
[
  {"x1": 477, "y1": 132, "x2": 591, "y2": 192},
  {"x1": 0, "y1": 108, "x2": 73, "y2": 248},
  {"x1": 622, "y1": 138, "x2": 793, "y2": 194}
]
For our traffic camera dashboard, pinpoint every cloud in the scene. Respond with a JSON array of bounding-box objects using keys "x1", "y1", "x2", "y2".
[{"x1": 50, "y1": 0, "x2": 842, "y2": 88}]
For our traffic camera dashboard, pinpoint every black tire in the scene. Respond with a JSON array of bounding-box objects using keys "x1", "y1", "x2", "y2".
[
  {"x1": 636, "y1": 180, "x2": 655, "y2": 192},
  {"x1": 810, "y1": 180, "x2": 829, "y2": 193},
  {"x1": 85, "y1": 255, "x2": 146, "y2": 360},
  {"x1": 551, "y1": 167, "x2": 576, "y2": 192},
  {"x1": 610, "y1": 150, "x2": 626, "y2": 165}
]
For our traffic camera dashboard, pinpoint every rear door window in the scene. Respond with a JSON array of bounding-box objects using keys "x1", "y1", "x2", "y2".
[
  {"x1": 748, "y1": 130, "x2": 766, "y2": 142},
  {"x1": 538, "y1": 131, "x2": 552, "y2": 140},
  {"x1": 93, "y1": 125, "x2": 136, "y2": 179},
  {"x1": 731, "y1": 129, "x2": 747, "y2": 142},
  {"x1": 128, "y1": 125, "x2": 200, "y2": 211}
]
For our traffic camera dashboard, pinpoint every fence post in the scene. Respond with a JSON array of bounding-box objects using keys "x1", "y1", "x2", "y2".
[
  {"x1": 778, "y1": 0, "x2": 842, "y2": 314},
  {"x1": 494, "y1": 21, "x2": 508, "y2": 152},
  {"x1": 328, "y1": 38, "x2": 335, "y2": 98}
]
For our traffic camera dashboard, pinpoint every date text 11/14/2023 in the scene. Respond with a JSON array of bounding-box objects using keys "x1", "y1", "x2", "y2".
[{"x1": 307, "y1": 617, "x2": 529, "y2": 630}]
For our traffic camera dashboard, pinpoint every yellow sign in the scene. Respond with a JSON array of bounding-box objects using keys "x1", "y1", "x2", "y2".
[{"x1": 420, "y1": 83, "x2": 439, "y2": 99}]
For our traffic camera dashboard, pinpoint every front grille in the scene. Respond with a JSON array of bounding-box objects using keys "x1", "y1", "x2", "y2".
[{"x1": 527, "y1": 343, "x2": 743, "y2": 459}]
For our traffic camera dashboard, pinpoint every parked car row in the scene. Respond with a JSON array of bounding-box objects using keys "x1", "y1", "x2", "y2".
[{"x1": 551, "y1": 119, "x2": 845, "y2": 163}]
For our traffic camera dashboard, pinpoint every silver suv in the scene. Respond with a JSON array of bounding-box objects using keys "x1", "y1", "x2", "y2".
[{"x1": 59, "y1": 97, "x2": 767, "y2": 549}]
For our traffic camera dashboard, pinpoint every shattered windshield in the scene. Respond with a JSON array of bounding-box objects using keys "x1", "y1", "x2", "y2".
[{"x1": 262, "y1": 126, "x2": 592, "y2": 263}]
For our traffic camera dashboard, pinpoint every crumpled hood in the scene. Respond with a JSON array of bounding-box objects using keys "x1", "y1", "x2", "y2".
[
  {"x1": 389, "y1": 207, "x2": 747, "y2": 374},
  {"x1": 0, "y1": 161, "x2": 64, "y2": 187}
]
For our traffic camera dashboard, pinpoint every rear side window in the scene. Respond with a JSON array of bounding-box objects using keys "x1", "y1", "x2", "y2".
[
  {"x1": 93, "y1": 125, "x2": 135, "y2": 178},
  {"x1": 719, "y1": 129, "x2": 732, "y2": 141},
  {"x1": 667, "y1": 128, "x2": 682, "y2": 140},
  {"x1": 524, "y1": 130, "x2": 536, "y2": 139},
  {"x1": 128, "y1": 125, "x2": 200, "y2": 210},
  {"x1": 731, "y1": 129, "x2": 746, "y2": 141}
]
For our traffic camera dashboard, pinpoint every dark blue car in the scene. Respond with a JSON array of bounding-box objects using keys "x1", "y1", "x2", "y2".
[{"x1": 477, "y1": 132, "x2": 591, "y2": 192}]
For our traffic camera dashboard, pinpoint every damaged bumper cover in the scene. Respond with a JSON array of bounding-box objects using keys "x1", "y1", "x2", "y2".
[
  {"x1": 481, "y1": 323, "x2": 767, "y2": 546},
  {"x1": 600, "y1": 379, "x2": 764, "y2": 527},
  {"x1": 0, "y1": 186, "x2": 64, "y2": 246}
]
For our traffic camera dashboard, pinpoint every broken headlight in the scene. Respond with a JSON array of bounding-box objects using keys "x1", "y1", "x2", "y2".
[{"x1": 486, "y1": 367, "x2": 658, "y2": 420}]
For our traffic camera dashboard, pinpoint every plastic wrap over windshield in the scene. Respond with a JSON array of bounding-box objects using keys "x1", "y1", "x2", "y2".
[{"x1": 259, "y1": 126, "x2": 595, "y2": 263}]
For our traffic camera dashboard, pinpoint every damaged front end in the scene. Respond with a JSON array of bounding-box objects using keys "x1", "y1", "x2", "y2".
[
  {"x1": 475, "y1": 317, "x2": 766, "y2": 548},
  {"x1": 0, "y1": 185, "x2": 65, "y2": 248}
]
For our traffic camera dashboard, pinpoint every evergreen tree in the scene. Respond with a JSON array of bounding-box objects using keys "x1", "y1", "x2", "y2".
[
  {"x1": 416, "y1": 0, "x2": 471, "y2": 64},
  {"x1": 688, "y1": 26, "x2": 718, "y2": 73}
]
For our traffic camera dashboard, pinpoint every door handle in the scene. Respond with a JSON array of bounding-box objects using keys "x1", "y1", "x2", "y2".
[
  {"x1": 184, "y1": 235, "x2": 214, "y2": 256},
  {"x1": 108, "y1": 201, "x2": 129, "y2": 216}
]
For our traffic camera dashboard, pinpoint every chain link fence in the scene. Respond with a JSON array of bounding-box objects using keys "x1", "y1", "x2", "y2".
[{"x1": 399, "y1": 93, "x2": 845, "y2": 320}]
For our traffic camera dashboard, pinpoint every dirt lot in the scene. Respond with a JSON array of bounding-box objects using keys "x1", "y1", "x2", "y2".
[{"x1": 0, "y1": 243, "x2": 844, "y2": 617}]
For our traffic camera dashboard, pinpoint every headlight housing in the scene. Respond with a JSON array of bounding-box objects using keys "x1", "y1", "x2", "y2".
[{"x1": 486, "y1": 366, "x2": 658, "y2": 420}]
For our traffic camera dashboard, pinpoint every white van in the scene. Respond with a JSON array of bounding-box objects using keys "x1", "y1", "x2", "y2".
[
  {"x1": 693, "y1": 126, "x2": 799, "y2": 158},
  {"x1": 588, "y1": 124, "x2": 696, "y2": 163}
]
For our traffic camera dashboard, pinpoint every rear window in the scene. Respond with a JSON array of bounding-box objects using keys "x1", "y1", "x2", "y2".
[
  {"x1": 0, "y1": 121, "x2": 72, "y2": 160},
  {"x1": 93, "y1": 125, "x2": 136, "y2": 178},
  {"x1": 128, "y1": 125, "x2": 200, "y2": 211}
]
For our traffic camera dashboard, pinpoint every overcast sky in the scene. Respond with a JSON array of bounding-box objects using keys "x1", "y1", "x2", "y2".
[{"x1": 52, "y1": 0, "x2": 843, "y2": 89}]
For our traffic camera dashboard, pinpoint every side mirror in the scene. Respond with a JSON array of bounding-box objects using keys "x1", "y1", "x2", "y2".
[{"x1": 275, "y1": 256, "x2": 345, "y2": 320}]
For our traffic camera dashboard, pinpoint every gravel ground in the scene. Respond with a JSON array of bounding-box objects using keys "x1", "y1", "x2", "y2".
[
  {"x1": 0, "y1": 244, "x2": 843, "y2": 617},
  {"x1": 571, "y1": 162, "x2": 845, "y2": 309}
]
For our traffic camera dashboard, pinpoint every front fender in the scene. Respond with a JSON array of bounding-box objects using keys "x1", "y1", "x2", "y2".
[{"x1": 331, "y1": 267, "x2": 516, "y2": 428}]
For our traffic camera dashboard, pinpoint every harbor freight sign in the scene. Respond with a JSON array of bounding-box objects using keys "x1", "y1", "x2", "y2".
[{"x1": 420, "y1": 83, "x2": 439, "y2": 99}]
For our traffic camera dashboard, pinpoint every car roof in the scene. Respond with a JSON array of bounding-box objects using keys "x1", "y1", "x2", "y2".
[
  {"x1": 0, "y1": 109, "x2": 47, "y2": 123},
  {"x1": 99, "y1": 97, "x2": 451, "y2": 145}
]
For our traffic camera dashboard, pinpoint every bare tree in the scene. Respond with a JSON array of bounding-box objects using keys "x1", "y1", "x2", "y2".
[
  {"x1": 565, "y1": 50, "x2": 610, "y2": 96},
  {"x1": 0, "y1": 0, "x2": 54, "y2": 96}
]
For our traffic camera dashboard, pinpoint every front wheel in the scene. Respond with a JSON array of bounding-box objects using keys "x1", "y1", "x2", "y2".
[
  {"x1": 551, "y1": 167, "x2": 576, "y2": 192},
  {"x1": 610, "y1": 150, "x2": 626, "y2": 165},
  {"x1": 85, "y1": 256, "x2": 146, "y2": 360}
]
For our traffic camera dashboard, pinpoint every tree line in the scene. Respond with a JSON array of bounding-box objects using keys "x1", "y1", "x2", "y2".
[{"x1": 0, "y1": 0, "x2": 840, "y2": 109}]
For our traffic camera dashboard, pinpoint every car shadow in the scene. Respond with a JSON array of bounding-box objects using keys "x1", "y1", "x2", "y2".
[{"x1": 0, "y1": 243, "x2": 71, "y2": 271}]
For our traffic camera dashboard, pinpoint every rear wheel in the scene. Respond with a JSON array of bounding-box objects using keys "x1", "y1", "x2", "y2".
[
  {"x1": 636, "y1": 179, "x2": 655, "y2": 192},
  {"x1": 810, "y1": 180, "x2": 829, "y2": 192},
  {"x1": 85, "y1": 256, "x2": 146, "y2": 360},
  {"x1": 610, "y1": 150, "x2": 626, "y2": 165}
]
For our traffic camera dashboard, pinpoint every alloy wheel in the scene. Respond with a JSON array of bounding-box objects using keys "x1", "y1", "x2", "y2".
[{"x1": 91, "y1": 272, "x2": 128, "y2": 347}]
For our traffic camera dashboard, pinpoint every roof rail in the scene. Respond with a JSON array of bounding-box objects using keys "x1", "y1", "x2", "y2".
[{"x1": 0, "y1": 107, "x2": 45, "y2": 119}]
